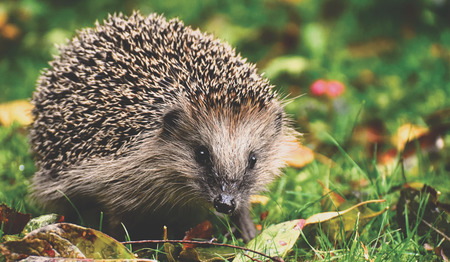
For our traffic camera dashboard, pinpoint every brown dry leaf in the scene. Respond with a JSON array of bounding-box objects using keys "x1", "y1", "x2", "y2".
[
  {"x1": 286, "y1": 140, "x2": 314, "y2": 168},
  {"x1": 378, "y1": 148, "x2": 397, "y2": 165},
  {"x1": 1, "y1": 23, "x2": 20, "y2": 39},
  {"x1": 0, "y1": 204, "x2": 31, "y2": 235},
  {"x1": 0, "y1": 223, "x2": 136, "y2": 260},
  {"x1": 0, "y1": 100, "x2": 33, "y2": 126},
  {"x1": 182, "y1": 220, "x2": 213, "y2": 249},
  {"x1": 178, "y1": 221, "x2": 235, "y2": 261}
]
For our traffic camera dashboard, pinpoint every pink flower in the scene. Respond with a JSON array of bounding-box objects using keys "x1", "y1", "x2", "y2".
[
  {"x1": 310, "y1": 80, "x2": 328, "y2": 96},
  {"x1": 310, "y1": 79, "x2": 346, "y2": 98},
  {"x1": 327, "y1": 80, "x2": 345, "y2": 97}
]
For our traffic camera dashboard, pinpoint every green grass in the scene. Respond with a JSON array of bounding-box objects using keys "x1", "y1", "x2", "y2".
[{"x1": 0, "y1": 124, "x2": 36, "y2": 214}]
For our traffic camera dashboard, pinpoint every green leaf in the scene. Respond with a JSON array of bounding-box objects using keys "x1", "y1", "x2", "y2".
[
  {"x1": 233, "y1": 219, "x2": 304, "y2": 262},
  {"x1": 303, "y1": 23, "x2": 327, "y2": 58},
  {"x1": 22, "y1": 214, "x2": 63, "y2": 235},
  {"x1": 263, "y1": 56, "x2": 308, "y2": 79}
]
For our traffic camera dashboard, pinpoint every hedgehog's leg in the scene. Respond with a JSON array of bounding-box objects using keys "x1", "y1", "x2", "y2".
[{"x1": 231, "y1": 206, "x2": 256, "y2": 243}]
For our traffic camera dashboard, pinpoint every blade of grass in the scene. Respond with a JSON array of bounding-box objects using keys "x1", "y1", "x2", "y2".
[
  {"x1": 324, "y1": 132, "x2": 373, "y2": 185},
  {"x1": 57, "y1": 189, "x2": 85, "y2": 226}
]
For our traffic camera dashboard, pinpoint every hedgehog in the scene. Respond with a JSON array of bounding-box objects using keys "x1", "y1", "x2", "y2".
[{"x1": 29, "y1": 12, "x2": 297, "y2": 242}]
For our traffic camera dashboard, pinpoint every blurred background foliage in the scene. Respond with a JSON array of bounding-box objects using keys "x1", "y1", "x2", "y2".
[
  {"x1": 1, "y1": 0, "x2": 449, "y2": 128},
  {"x1": 0, "y1": 0, "x2": 449, "y2": 253}
]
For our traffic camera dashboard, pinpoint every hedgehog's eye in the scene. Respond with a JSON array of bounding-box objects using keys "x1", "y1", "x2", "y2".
[
  {"x1": 248, "y1": 152, "x2": 257, "y2": 169},
  {"x1": 195, "y1": 146, "x2": 210, "y2": 166}
]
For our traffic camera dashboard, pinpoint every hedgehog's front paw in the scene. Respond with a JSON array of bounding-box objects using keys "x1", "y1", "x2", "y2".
[{"x1": 231, "y1": 207, "x2": 256, "y2": 243}]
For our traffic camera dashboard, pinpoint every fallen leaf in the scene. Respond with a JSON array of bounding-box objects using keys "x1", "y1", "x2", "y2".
[
  {"x1": 182, "y1": 221, "x2": 213, "y2": 249},
  {"x1": 22, "y1": 214, "x2": 65, "y2": 235},
  {"x1": 378, "y1": 148, "x2": 397, "y2": 165},
  {"x1": 233, "y1": 219, "x2": 305, "y2": 262},
  {"x1": 0, "y1": 100, "x2": 33, "y2": 126},
  {"x1": 260, "y1": 211, "x2": 269, "y2": 221},
  {"x1": 305, "y1": 199, "x2": 386, "y2": 225},
  {"x1": 0, "y1": 223, "x2": 135, "y2": 260},
  {"x1": 392, "y1": 123, "x2": 428, "y2": 151},
  {"x1": 1, "y1": 23, "x2": 20, "y2": 39},
  {"x1": 250, "y1": 195, "x2": 270, "y2": 205},
  {"x1": 304, "y1": 199, "x2": 388, "y2": 243},
  {"x1": 0, "y1": 204, "x2": 31, "y2": 235},
  {"x1": 286, "y1": 141, "x2": 314, "y2": 168}
]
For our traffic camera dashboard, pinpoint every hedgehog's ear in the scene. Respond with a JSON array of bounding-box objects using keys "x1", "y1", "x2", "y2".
[{"x1": 161, "y1": 108, "x2": 183, "y2": 137}]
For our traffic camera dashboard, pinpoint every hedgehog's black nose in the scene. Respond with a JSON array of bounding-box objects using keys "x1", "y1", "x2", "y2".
[{"x1": 214, "y1": 194, "x2": 235, "y2": 214}]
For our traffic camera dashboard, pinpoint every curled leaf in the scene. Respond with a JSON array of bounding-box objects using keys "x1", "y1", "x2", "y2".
[
  {"x1": 304, "y1": 199, "x2": 388, "y2": 242},
  {"x1": 0, "y1": 223, "x2": 135, "y2": 260}
]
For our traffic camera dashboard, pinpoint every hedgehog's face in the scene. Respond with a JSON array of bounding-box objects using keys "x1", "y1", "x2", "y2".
[{"x1": 160, "y1": 102, "x2": 290, "y2": 215}]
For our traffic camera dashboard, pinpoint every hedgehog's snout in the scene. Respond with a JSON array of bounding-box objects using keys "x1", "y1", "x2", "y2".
[{"x1": 213, "y1": 193, "x2": 236, "y2": 214}]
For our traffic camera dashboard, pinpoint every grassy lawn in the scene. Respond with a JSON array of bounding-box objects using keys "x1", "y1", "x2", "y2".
[{"x1": 0, "y1": 0, "x2": 449, "y2": 260}]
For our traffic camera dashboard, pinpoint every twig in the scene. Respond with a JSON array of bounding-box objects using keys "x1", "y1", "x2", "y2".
[
  {"x1": 414, "y1": 212, "x2": 450, "y2": 242},
  {"x1": 122, "y1": 239, "x2": 283, "y2": 262},
  {"x1": 244, "y1": 253, "x2": 263, "y2": 262}
]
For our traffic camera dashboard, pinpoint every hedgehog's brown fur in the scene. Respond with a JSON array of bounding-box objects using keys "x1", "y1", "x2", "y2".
[{"x1": 30, "y1": 12, "x2": 297, "y2": 242}]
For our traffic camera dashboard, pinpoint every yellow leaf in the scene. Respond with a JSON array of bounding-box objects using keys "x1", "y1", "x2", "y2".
[
  {"x1": 286, "y1": 141, "x2": 314, "y2": 168},
  {"x1": 305, "y1": 199, "x2": 386, "y2": 225},
  {"x1": 250, "y1": 195, "x2": 270, "y2": 205},
  {"x1": 392, "y1": 123, "x2": 428, "y2": 151},
  {"x1": 0, "y1": 100, "x2": 33, "y2": 126},
  {"x1": 304, "y1": 199, "x2": 388, "y2": 243}
]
